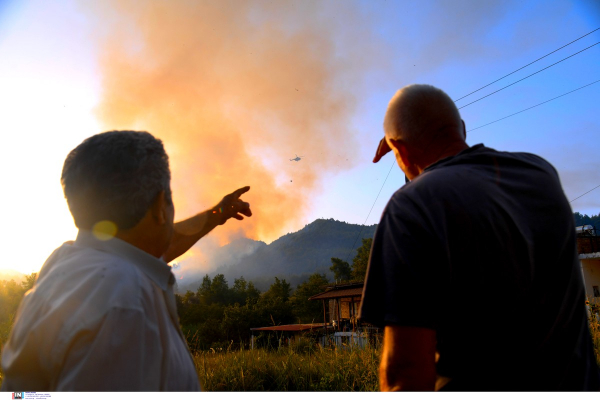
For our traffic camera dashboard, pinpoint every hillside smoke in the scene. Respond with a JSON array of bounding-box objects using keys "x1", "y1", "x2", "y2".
[{"x1": 86, "y1": 0, "x2": 380, "y2": 265}]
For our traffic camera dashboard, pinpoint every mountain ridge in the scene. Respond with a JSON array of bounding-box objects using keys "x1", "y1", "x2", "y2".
[{"x1": 178, "y1": 218, "x2": 377, "y2": 292}]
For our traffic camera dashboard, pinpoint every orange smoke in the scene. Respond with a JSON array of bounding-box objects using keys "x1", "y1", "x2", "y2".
[{"x1": 87, "y1": 1, "x2": 376, "y2": 245}]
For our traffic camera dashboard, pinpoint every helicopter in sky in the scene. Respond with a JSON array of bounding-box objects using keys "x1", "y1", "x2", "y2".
[{"x1": 289, "y1": 154, "x2": 304, "y2": 162}]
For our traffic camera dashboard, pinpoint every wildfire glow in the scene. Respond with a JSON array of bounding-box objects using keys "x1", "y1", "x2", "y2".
[
  {"x1": 0, "y1": 1, "x2": 369, "y2": 275},
  {"x1": 88, "y1": 0, "x2": 369, "y2": 246}
]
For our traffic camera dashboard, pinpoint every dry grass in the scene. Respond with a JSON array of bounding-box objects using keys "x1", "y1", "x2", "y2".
[
  {"x1": 194, "y1": 341, "x2": 381, "y2": 391},
  {"x1": 0, "y1": 313, "x2": 598, "y2": 390},
  {"x1": 194, "y1": 311, "x2": 600, "y2": 392},
  {"x1": 589, "y1": 312, "x2": 600, "y2": 366}
]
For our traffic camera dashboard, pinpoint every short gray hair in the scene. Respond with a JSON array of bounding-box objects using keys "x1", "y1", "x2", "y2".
[
  {"x1": 61, "y1": 130, "x2": 172, "y2": 230},
  {"x1": 384, "y1": 84, "x2": 462, "y2": 145}
]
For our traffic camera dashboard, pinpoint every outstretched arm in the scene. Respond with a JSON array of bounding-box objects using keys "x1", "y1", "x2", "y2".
[{"x1": 162, "y1": 186, "x2": 252, "y2": 263}]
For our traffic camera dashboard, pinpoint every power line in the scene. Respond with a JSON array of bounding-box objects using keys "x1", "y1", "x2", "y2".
[
  {"x1": 348, "y1": 32, "x2": 600, "y2": 267},
  {"x1": 343, "y1": 159, "x2": 396, "y2": 265},
  {"x1": 570, "y1": 184, "x2": 600, "y2": 203},
  {"x1": 454, "y1": 27, "x2": 600, "y2": 102},
  {"x1": 467, "y1": 79, "x2": 600, "y2": 133},
  {"x1": 458, "y1": 41, "x2": 599, "y2": 110}
]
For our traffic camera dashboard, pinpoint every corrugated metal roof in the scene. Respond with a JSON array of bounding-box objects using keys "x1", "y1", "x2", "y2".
[
  {"x1": 578, "y1": 236, "x2": 600, "y2": 254},
  {"x1": 308, "y1": 286, "x2": 364, "y2": 301},
  {"x1": 250, "y1": 323, "x2": 329, "y2": 332}
]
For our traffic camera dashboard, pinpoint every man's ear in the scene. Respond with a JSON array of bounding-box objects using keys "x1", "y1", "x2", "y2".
[
  {"x1": 388, "y1": 137, "x2": 418, "y2": 179},
  {"x1": 150, "y1": 191, "x2": 169, "y2": 225},
  {"x1": 388, "y1": 138, "x2": 411, "y2": 167},
  {"x1": 462, "y1": 119, "x2": 467, "y2": 140}
]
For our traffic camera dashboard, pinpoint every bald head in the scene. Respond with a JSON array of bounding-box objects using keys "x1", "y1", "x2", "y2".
[
  {"x1": 384, "y1": 84, "x2": 464, "y2": 147},
  {"x1": 375, "y1": 84, "x2": 469, "y2": 179}
]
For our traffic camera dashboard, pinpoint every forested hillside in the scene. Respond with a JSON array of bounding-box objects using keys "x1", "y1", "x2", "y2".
[
  {"x1": 1, "y1": 213, "x2": 597, "y2": 353},
  {"x1": 177, "y1": 213, "x2": 600, "y2": 292},
  {"x1": 175, "y1": 236, "x2": 374, "y2": 351},
  {"x1": 180, "y1": 218, "x2": 377, "y2": 291}
]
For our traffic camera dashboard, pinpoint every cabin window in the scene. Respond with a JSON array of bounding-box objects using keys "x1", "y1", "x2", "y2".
[{"x1": 341, "y1": 302, "x2": 350, "y2": 319}]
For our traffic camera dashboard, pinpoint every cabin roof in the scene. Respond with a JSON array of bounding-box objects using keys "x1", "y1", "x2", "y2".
[
  {"x1": 250, "y1": 323, "x2": 328, "y2": 332},
  {"x1": 308, "y1": 285, "x2": 363, "y2": 301}
]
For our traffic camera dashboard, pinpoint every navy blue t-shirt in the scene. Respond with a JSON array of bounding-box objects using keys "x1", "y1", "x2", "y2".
[{"x1": 359, "y1": 144, "x2": 600, "y2": 391}]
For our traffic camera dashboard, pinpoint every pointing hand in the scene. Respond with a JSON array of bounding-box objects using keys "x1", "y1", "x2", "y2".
[{"x1": 213, "y1": 186, "x2": 252, "y2": 225}]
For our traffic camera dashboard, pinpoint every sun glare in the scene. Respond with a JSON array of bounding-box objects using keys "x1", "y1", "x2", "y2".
[{"x1": 0, "y1": 1, "x2": 101, "y2": 276}]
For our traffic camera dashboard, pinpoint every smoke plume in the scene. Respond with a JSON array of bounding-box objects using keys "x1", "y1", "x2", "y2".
[{"x1": 86, "y1": 1, "x2": 379, "y2": 265}]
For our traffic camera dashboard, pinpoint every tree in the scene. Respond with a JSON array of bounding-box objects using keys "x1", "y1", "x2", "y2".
[
  {"x1": 177, "y1": 274, "x2": 289, "y2": 350},
  {"x1": 244, "y1": 281, "x2": 261, "y2": 306},
  {"x1": 231, "y1": 276, "x2": 261, "y2": 306},
  {"x1": 351, "y1": 238, "x2": 373, "y2": 281},
  {"x1": 0, "y1": 276, "x2": 33, "y2": 345},
  {"x1": 289, "y1": 273, "x2": 330, "y2": 323},
  {"x1": 210, "y1": 274, "x2": 230, "y2": 304},
  {"x1": 257, "y1": 277, "x2": 294, "y2": 326},
  {"x1": 197, "y1": 274, "x2": 212, "y2": 303},
  {"x1": 231, "y1": 276, "x2": 248, "y2": 305},
  {"x1": 221, "y1": 303, "x2": 261, "y2": 346},
  {"x1": 196, "y1": 274, "x2": 231, "y2": 305},
  {"x1": 22, "y1": 273, "x2": 37, "y2": 292},
  {"x1": 329, "y1": 257, "x2": 351, "y2": 281},
  {"x1": 261, "y1": 277, "x2": 291, "y2": 303}
]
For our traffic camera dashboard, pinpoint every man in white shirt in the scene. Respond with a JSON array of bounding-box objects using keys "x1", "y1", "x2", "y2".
[{"x1": 1, "y1": 130, "x2": 252, "y2": 391}]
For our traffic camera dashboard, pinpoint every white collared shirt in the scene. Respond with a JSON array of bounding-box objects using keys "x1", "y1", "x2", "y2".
[{"x1": 1, "y1": 231, "x2": 201, "y2": 391}]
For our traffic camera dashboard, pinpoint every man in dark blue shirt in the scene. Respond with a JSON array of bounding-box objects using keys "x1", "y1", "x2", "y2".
[{"x1": 359, "y1": 84, "x2": 600, "y2": 391}]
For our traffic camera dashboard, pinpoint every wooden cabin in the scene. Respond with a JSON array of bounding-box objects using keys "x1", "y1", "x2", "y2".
[
  {"x1": 578, "y1": 226, "x2": 600, "y2": 306},
  {"x1": 308, "y1": 281, "x2": 379, "y2": 347},
  {"x1": 249, "y1": 281, "x2": 380, "y2": 349}
]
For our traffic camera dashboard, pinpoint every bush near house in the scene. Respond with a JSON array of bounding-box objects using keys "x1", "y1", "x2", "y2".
[{"x1": 590, "y1": 307, "x2": 600, "y2": 366}]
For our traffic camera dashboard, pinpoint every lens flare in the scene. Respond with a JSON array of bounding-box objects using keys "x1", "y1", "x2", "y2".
[{"x1": 92, "y1": 220, "x2": 118, "y2": 241}]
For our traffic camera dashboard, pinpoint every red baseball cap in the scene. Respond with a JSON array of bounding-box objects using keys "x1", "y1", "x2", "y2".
[{"x1": 373, "y1": 137, "x2": 392, "y2": 163}]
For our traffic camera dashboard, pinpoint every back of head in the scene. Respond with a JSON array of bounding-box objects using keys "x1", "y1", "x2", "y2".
[
  {"x1": 61, "y1": 130, "x2": 172, "y2": 231},
  {"x1": 384, "y1": 84, "x2": 464, "y2": 148}
]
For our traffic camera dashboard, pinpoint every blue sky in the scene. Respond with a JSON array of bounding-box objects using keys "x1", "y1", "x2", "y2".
[
  {"x1": 307, "y1": 0, "x2": 600, "y2": 225},
  {"x1": 0, "y1": 0, "x2": 599, "y2": 275}
]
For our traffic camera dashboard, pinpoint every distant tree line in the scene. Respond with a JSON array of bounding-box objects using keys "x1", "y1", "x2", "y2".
[
  {"x1": 0, "y1": 237, "x2": 373, "y2": 354},
  {"x1": 0, "y1": 273, "x2": 36, "y2": 348},
  {"x1": 176, "y1": 238, "x2": 373, "y2": 351},
  {"x1": 3, "y1": 211, "x2": 595, "y2": 352},
  {"x1": 574, "y1": 212, "x2": 600, "y2": 233}
]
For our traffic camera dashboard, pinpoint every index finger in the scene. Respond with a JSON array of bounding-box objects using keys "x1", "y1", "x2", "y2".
[{"x1": 231, "y1": 186, "x2": 251, "y2": 198}]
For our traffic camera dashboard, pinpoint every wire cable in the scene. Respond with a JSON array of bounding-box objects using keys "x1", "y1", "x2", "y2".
[
  {"x1": 570, "y1": 184, "x2": 600, "y2": 203},
  {"x1": 457, "y1": 41, "x2": 599, "y2": 110},
  {"x1": 348, "y1": 78, "x2": 599, "y2": 265},
  {"x1": 454, "y1": 27, "x2": 600, "y2": 102},
  {"x1": 467, "y1": 79, "x2": 600, "y2": 133},
  {"x1": 341, "y1": 33, "x2": 600, "y2": 268},
  {"x1": 343, "y1": 159, "x2": 396, "y2": 265}
]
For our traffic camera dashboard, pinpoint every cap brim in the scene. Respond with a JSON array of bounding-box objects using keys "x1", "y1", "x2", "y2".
[{"x1": 373, "y1": 137, "x2": 392, "y2": 163}]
